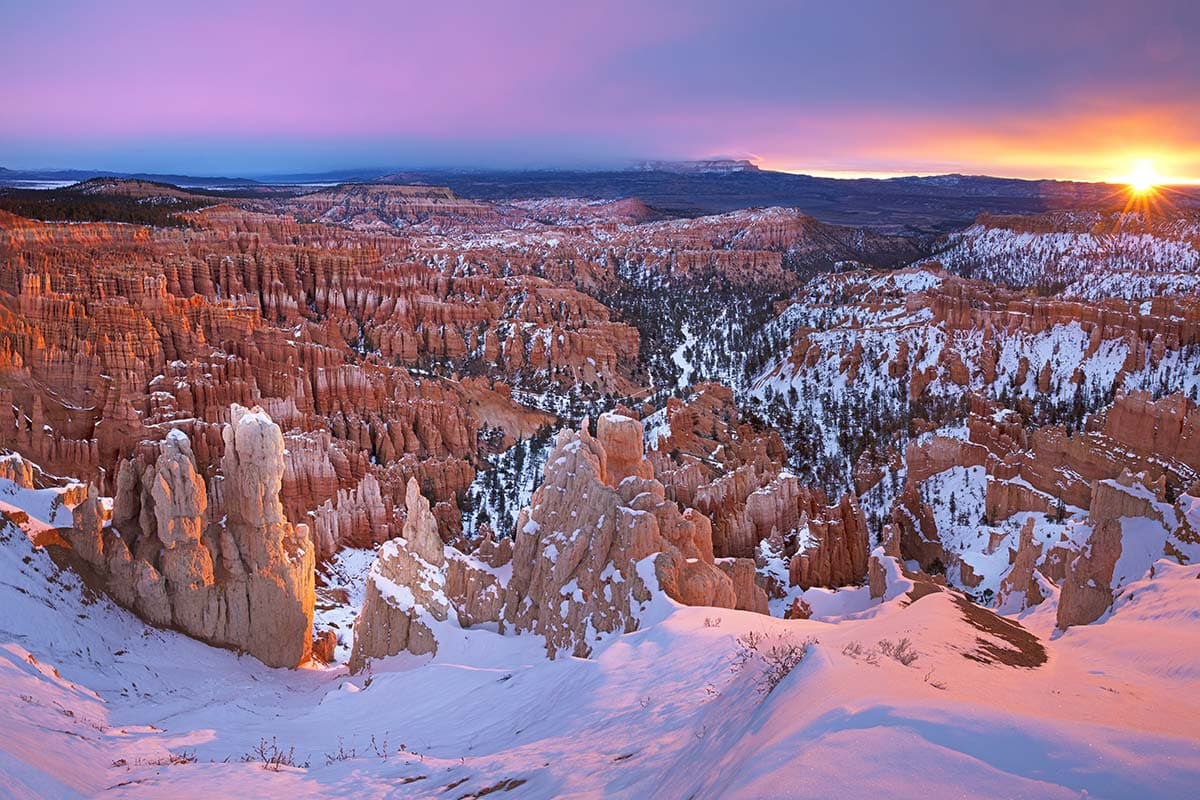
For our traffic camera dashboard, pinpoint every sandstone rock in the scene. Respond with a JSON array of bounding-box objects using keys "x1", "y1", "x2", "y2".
[
  {"x1": 787, "y1": 495, "x2": 870, "y2": 589},
  {"x1": 348, "y1": 479, "x2": 449, "y2": 672},
  {"x1": 445, "y1": 548, "x2": 507, "y2": 628},
  {"x1": 312, "y1": 629, "x2": 338, "y2": 663},
  {"x1": 0, "y1": 453, "x2": 36, "y2": 488},
  {"x1": 868, "y1": 550, "x2": 889, "y2": 599},
  {"x1": 1057, "y1": 474, "x2": 1159, "y2": 628},
  {"x1": 347, "y1": 476, "x2": 516, "y2": 671},
  {"x1": 717, "y1": 558, "x2": 770, "y2": 614},
  {"x1": 867, "y1": 548, "x2": 912, "y2": 602},
  {"x1": 596, "y1": 413, "x2": 654, "y2": 487},
  {"x1": 501, "y1": 413, "x2": 752, "y2": 659},
  {"x1": 1057, "y1": 471, "x2": 1199, "y2": 628},
  {"x1": 214, "y1": 406, "x2": 316, "y2": 667},
  {"x1": 784, "y1": 596, "x2": 813, "y2": 619},
  {"x1": 63, "y1": 405, "x2": 315, "y2": 668},
  {"x1": 997, "y1": 518, "x2": 1045, "y2": 612},
  {"x1": 67, "y1": 483, "x2": 107, "y2": 570}
]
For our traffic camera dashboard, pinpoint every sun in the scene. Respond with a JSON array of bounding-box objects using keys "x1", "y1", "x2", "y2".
[{"x1": 1127, "y1": 159, "x2": 1161, "y2": 194}]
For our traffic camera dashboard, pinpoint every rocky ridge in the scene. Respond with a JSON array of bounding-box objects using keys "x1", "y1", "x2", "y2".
[{"x1": 349, "y1": 412, "x2": 768, "y2": 665}]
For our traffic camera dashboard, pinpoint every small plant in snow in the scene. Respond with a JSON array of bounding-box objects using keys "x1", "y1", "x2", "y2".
[
  {"x1": 877, "y1": 637, "x2": 919, "y2": 666},
  {"x1": 842, "y1": 640, "x2": 880, "y2": 665},
  {"x1": 325, "y1": 737, "x2": 357, "y2": 764},
  {"x1": 244, "y1": 737, "x2": 302, "y2": 771},
  {"x1": 731, "y1": 630, "x2": 816, "y2": 695},
  {"x1": 125, "y1": 750, "x2": 196, "y2": 767},
  {"x1": 370, "y1": 733, "x2": 391, "y2": 760},
  {"x1": 703, "y1": 616, "x2": 722, "y2": 628}
]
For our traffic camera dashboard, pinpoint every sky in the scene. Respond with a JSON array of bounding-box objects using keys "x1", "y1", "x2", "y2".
[{"x1": 3, "y1": 0, "x2": 1199, "y2": 181}]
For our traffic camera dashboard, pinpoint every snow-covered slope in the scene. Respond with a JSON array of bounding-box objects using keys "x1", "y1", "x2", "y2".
[
  {"x1": 936, "y1": 213, "x2": 1200, "y2": 297},
  {"x1": 3, "y1": 479, "x2": 1198, "y2": 799},
  {"x1": 746, "y1": 266, "x2": 1200, "y2": 509}
]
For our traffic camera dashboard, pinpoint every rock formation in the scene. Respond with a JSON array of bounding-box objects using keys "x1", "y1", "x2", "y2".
[
  {"x1": 66, "y1": 405, "x2": 315, "y2": 668},
  {"x1": 348, "y1": 479, "x2": 450, "y2": 671},
  {"x1": 1057, "y1": 471, "x2": 1197, "y2": 629},
  {"x1": 996, "y1": 518, "x2": 1045, "y2": 612},
  {"x1": 647, "y1": 384, "x2": 869, "y2": 590},
  {"x1": 502, "y1": 413, "x2": 765, "y2": 658},
  {"x1": 348, "y1": 478, "x2": 510, "y2": 671}
]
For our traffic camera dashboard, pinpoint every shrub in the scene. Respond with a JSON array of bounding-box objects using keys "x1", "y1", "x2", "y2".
[
  {"x1": 325, "y1": 737, "x2": 356, "y2": 764},
  {"x1": 877, "y1": 637, "x2": 919, "y2": 666},
  {"x1": 731, "y1": 631, "x2": 816, "y2": 695},
  {"x1": 244, "y1": 737, "x2": 302, "y2": 771},
  {"x1": 842, "y1": 640, "x2": 880, "y2": 665}
]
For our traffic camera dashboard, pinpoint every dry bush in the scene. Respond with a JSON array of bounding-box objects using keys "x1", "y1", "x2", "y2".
[
  {"x1": 325, "y1": 737, "x2": 356, "y2": 764},
  {"x1": 731, "y1": 630, "x2": 816, "y2": 695},
  {"x1": 244, "y1": 737, "x2": 304, "y2": 771},
  {"x1": 842, "y1": 640, "x2": 880, "y2": 665},
  {"x1": 877, "y1": 637, "x2": 919, "y2": 666}
]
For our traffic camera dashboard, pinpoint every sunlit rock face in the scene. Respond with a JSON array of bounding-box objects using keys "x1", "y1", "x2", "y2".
[
  {"x1": 67, "y1": 405, "x2": 315, "y2": 668},
  {"x1": 501, "y1": 412, "x2": 765, "y2": 659}
]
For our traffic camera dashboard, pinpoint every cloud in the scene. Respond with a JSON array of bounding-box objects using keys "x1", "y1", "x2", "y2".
[{"x1": 2, "y1": 0, "x2": 1198, "y2": 178}]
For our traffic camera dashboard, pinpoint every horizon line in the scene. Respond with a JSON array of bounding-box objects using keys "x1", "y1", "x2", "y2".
[{"x1": 7, "y1": 161, "x2": 1200, "y2": 188}]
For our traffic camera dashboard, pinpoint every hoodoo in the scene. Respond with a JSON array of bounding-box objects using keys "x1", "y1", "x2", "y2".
[{"x1": 66, "y1": 405, "x2": 315, "y2": 668}]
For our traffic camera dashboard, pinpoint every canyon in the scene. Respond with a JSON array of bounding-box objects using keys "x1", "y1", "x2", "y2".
[{"x1": 0, "y1": 177, "x2": 1197, "y2": 798}]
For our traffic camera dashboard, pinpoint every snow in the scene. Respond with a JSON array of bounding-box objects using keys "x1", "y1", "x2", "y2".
[
  {"x1": 315, "y1": 548, "x2": 375, "y2": 661},
  {"x1": 670, "y1": 322, "x2": 698, "y2": 390},
  {"x1": 642, "y1": 407, "x2": 671, "y2": 451},
  {"x1": 936, "y1": 216, "x2": 1200, "y2": 297},
  {"x1": 2, "y1": 482, "x2": 1199, "y2": 798},
  {"x1": 1113, "y1": 516, "x2": 1173, "y2": 589},
  {"x1": 0, "y1": 475, "x2": 79, "y2": 533}
]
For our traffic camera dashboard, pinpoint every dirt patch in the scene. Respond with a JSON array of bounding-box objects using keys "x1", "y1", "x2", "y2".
[
  {"x1": 953, "y1": 596, "x2": 1047, "y2": 668},
  {"x1": 459, "y1": 778, "x2": 528, "y2": 799},
  {"x1": 904, "y1": 578, "x2": 943, "y2": 604},
  {"x1": 40, "y1": 541, "x2": 108, "y2": 605},
  {"x1": 904, "y1": 578, "x2": 1047, "y2": 668}
]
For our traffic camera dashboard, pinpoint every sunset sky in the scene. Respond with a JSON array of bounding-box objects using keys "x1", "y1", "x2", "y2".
[{"x1": 3, "y1": 0, "x2": 1199, "y2": 181}]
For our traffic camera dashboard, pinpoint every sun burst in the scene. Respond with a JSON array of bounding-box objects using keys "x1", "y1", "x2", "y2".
[{"x1": 1127, "y1": 159, "x2": 1161, "y2": 194}]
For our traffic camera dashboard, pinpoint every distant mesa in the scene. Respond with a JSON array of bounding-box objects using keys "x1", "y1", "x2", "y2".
[
  {"x1": 362, "y1": 177, "x2": 463, "y2": 195},
  {"x1": 66, "y1": 177, "x2": 217, "y2": 202},
  {"x1": 631, "y1": 158, "x2": 761, "y2": 174}
]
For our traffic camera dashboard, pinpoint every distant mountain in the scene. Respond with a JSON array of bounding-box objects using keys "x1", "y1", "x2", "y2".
[
  {"x1": 6, "y1": 164, "x2": 1199, "y2": 233},
  {"x1": 374, "y1": 168, "x2": 1198, "y2": 233},
  {"x1": 629, "y1": 158, "x2": 761, "y2": 174},
  {"x1": 0, "y1": 166, "x2": 261, "y2": 188},
  {"x1": 250, "y1": 167, "x2": 396, "y2": 184}
]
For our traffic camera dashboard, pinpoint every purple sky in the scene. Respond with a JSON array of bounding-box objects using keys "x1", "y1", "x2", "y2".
[{"x1": 3, "y1": 0, "x2": 1199, "y2": 179}]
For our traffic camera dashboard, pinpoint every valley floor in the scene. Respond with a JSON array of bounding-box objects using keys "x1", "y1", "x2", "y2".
[{"x1": 3, "y1": 515, "x2": 1197, "y2": 800}]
